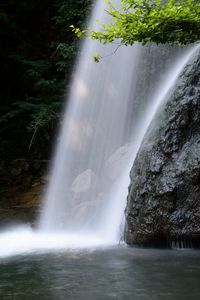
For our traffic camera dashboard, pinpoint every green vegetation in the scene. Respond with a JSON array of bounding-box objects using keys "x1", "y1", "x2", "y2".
[
  {"x1": 0, "y1": 0, "x2": 91, "y2": 163},
  {"x1": 88, "y1": 0, "x2": 200, "y2": 46}
]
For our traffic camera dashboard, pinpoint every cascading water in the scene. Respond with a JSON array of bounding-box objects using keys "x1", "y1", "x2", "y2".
[
  {"x1": 38, "y1": 0, "x2": 141, "y2": 237},
  {"x1": 0, "y1": 0, "x2": 199, "y2": 257},
  {"x1": 98, "y1": 43, "x2": 200, "y2": 242}
]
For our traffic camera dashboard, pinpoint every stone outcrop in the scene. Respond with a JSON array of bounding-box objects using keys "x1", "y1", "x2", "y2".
[
  {"x1": 125, "y1": 48, "x2": 200, "y2": 247},
  {"x1": 0, "y1": 159, "x2": 48, "y2": 227}
]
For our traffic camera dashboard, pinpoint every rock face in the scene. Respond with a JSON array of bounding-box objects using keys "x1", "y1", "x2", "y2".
[
  {"x1": 0, "y1": 159, "x2": 48, "y2": 227},
  {"x1": 125, "y1": 49, "x2": 200, "y2": 247}
]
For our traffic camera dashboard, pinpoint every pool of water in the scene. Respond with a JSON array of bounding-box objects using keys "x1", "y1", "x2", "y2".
[{"x1": 0, "y1": 247, "x2": 200, "y2": 300}]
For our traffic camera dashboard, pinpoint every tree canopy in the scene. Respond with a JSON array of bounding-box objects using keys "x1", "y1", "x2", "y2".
[{"x1": 88, "y1": 0, "x2": 200, "y2": 46}]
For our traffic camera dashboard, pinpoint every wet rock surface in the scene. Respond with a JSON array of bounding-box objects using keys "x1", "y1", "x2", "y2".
[
  {"x1": 0, "y1": 159, "x2": 48, "y2": 227},
  {"x1": 104, "y1": 143, "x2": 133, "y2": 181},
  {"x1": 125, "y1": 49, "x2": 200, "y2": 247},
  {"x1": 70, "y1": 169, "x2": 98, "y2": 193}
]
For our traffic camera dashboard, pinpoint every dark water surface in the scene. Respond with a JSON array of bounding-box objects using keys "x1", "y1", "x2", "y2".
[{"x1": 0, "y1": 247, "x2": 200, "y2": 300}]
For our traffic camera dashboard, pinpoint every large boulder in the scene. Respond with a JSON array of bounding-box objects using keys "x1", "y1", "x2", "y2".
[{"x1": 125, "y1": 48, "x2": 200, "y2": 247}]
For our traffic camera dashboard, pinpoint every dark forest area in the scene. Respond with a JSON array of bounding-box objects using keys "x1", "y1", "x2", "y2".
[
  {"x1": 0, "y1": 0, "x2": 91, "y2": 217},
  {"x1": 0, "y1": 0, "x2": 91, "y2": 164}
]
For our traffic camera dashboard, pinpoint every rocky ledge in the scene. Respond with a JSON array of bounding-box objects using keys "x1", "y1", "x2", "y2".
[
  {"x1": 125, "y1": 48, "x2": 200, "y2": 248},
  {"x1": 0, "y1": 159, "x2": 48, "y2": 227}
]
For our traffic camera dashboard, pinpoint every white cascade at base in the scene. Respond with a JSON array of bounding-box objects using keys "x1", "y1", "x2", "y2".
[{"x1": 0, "y1": 225, "x2": 113, "y2": 258}]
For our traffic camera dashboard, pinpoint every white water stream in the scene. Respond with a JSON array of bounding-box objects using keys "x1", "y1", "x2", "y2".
[{"x1": 0, "y1": 0, "x2": 199, "y2": 258}]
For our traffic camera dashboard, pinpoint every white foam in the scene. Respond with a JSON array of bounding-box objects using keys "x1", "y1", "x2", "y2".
[{"x1": 0, "y1": 225, "x2": 113, "y2": 258}]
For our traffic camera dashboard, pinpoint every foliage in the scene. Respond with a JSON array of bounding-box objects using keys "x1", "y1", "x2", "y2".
[
  {"x1": 0, "y1": 0, "x2": 91, "y2": 162},
  {"x1": 88, "y1": 0, "x2": 200, "y2": 46},
  {"x1": 92, "y1": 53, "x2": 102, "y2": 63}
]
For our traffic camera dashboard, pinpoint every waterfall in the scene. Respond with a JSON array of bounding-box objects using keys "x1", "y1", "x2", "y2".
[
  {"x1": 38, "y1": 0, "x2": 198, "y2": 243},
  {"x1": 0, "y1": 0, "x2": 199, "y2": 257},
  {"x1": 39, "y1": 0, "x2": 141, "y2": 237}
]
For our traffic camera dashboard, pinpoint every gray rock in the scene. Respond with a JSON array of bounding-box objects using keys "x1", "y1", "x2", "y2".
[
  {"x1": 70, "y1": 169, "x2": 97, "y2": 193},
  {"x1": 125, "y1": 49, "x2": 200, "y2": 247},
  {"x1": 104, "y1": 143, "x2": 133, "y2": 181}
]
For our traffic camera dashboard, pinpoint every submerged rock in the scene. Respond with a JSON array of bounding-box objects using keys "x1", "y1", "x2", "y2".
[
  {"x1": 70, "y1": 169, "x2": 97, "y2": 193},
  {"x1": 125, "y1": 48, "x2": 200, "y2": 247},
  {"x1": 104, "y1": 143, "x2": 133, "y2": 181}
]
